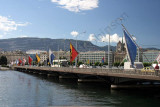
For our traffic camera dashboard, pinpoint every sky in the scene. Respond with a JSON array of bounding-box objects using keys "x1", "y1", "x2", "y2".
[{"x1": 0, "y1": 0, "x2": 160, "y2": 48}]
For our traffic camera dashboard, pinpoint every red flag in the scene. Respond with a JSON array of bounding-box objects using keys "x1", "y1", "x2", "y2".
[
  {"x1": 18, "y1": 59, "x2": 22, "y2": 66},
  {"x1": 28, "y1": 56, "x2": 33, "y2": 65},
  {"x1": 70, "y1": 43, "x2": 78, "y2": 62}
]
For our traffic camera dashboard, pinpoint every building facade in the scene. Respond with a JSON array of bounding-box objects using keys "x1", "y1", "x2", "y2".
[
  {"x1": 40, "y1": 52, "x2": 48, "y2": 64},
  {"x1": 53, "y1": 50, "x2": 70, "y2": 61},
  {"x1": 114, "y1": 41, "x2": 126, "y2": 63},
  {"x1": 78, "y1": 51, "x2": 114, "y2": 65},
  {"x1": 142, "y1": 50, "x2": 160, "y2": 63},
  {"x1": 0, "y1": 50, "x2": 28, "y2": 64}
]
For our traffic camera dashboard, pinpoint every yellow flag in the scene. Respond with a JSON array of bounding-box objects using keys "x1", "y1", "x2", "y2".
[
  {"x1": 36, "y1": 53, "x2": 40, "y2": 63},
  {"x1": 87, "y1": 59, "x2": 90, "y2": 64}
]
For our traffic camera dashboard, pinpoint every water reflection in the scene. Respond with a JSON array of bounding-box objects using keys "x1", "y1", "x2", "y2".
[{"x1": 0, "y1": 70, "x2": 160, "y2": 107}]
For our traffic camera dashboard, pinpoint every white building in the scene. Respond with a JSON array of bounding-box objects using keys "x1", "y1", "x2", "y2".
[
  {"x1": 142, "y1": 50, "x2": 160, "y2": 63},
  {"x1": 79, "y1": 51, "x2": 114, "y2": 65}
]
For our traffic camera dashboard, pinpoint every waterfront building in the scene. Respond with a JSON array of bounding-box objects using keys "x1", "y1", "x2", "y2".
[
  {"x1": 114, "y1": 41, "x2": 126, "y2": 63},
  {"x1": 0, "y1": 50, "x2": 28, "y2": 64},
  {"x1": 114, "y1": 41, "x2": 143, "y2": 63},
  {"x1": 53, "y1": 49, "x2": 70, "y2": 61},
  {"x1": 40, "y1": 52, "x2": 48, "y2": 64},
  {"x1": 142, "y1": 50, "x2": 160, "y2": 63},
  {"x1": 26, "y1": 50, "x2": 47, "y2": 63},
  {"x1": 26, "y1": 50, "x2": 46, "y2": 54},
  {"x1": 78, "y1": 51, "x2": 114, "y2": 65}
]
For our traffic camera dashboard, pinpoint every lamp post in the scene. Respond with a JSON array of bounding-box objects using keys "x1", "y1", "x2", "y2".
[
  {"x1": 75, "y1": 36, "x2": 78, "y2": 67},
  {"x1": 75, "y1": 31, "x2": 86, "y2": 67}
]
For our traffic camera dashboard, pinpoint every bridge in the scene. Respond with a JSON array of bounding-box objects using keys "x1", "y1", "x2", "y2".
[{"x1": 13, "y1": 66, "x2": 160, "y2": 89}]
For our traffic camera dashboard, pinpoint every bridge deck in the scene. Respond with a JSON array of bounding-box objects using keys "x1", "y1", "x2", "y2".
[{"x1": 13, "y1": 66, "x2": 160, "y2": 81}]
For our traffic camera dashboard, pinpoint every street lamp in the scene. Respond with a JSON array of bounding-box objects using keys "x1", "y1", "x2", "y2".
[
  {"x1": 75, "y1": 31, "x2": 86, "y2": 67},
  {"x1": 102, "y1": 34, "x2": 111, "y2": 69}
]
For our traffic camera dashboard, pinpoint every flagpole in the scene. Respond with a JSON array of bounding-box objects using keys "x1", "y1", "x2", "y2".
[
  {"x1": 58, "y1": 44, "x2": 60, "y2": 67},
  {"x1": 108, "y1": 34, "x2": 110, "y2": 69},
  {"x1": 138, "y1": 45, "x2": 140, "y2": 62},
  {"x1": 75, "y1": 36, "x2": 77, "y2": 67}
]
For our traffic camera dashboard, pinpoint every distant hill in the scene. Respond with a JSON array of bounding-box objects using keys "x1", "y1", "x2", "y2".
[
  {"x1": 142, "y1": 48, "x2": 160, "y2": 51},
  {"x1": 0, "y1": 37, "x2": 116, "y2": 52}
]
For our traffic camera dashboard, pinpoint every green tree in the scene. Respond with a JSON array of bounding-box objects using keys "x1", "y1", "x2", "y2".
[
  {"x1": 78, "y1": 61, "x2": 83, "y2": 66},
  {"x1": 95, "y1": 62, "x2": 100, "y2": 66},
  {"x1": 104, "y1": 62, "x2": 108, "y2": 65},
  {"x1": 120, "y1": 62, "x2": 124, "y2": 66},
  {"x1": 143, "y1": 62, "x2": 152, "y2": 67},
  {"x1": 113, "y1": 62, "x2": 120, "y2": 67},
  {"x1": 0, "y1": 56, "x2": 7, "y2": 65}
]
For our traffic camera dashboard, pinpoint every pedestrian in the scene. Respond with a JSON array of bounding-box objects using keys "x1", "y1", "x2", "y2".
[{"x1": 154, "y1": 64, "x2": 159, "y2": 76}]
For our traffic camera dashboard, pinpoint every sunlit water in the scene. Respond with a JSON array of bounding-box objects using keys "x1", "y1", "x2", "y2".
[{"x1": 0, "y1": 70, "x2": 160, "y2": 107}]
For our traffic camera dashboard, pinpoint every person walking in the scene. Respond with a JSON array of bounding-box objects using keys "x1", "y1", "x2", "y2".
[{"x1": 154, "y1": 64, "x2": 159, "y2": 76}]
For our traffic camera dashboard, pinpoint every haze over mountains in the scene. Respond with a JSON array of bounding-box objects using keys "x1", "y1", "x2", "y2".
[
  {"x1": 0, "y1": 37, "x2": 159, "y2": 52},
  {"x1": 0, "y1": 37, "x2": 116, "y2": 52}
]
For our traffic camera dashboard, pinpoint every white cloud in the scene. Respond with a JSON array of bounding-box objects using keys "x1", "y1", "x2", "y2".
[
  {"x1": 88, "y1": 34, "x2": 96, "y2": 41},
  {"x1": 18, "y1": 35, "x2": 29, "y2": 38},
  {"x1": 100, "y1": 33, "x2": 137, "y2": 43},
  {"x1": 71, "y1": 31, "x2": 79, "y2": 37},
  {"x1": 0, "y1": 35, "x2": 3, "y2": 39},
  {"x1": 100, "y1": 34, "x2": 120, "y2": 43},
  {"x1": 0, "y1": 15, "x2": 29, "y2": 32},
  {"x1": 51, "y1": 0, "x2": 99, "y2": 12}
]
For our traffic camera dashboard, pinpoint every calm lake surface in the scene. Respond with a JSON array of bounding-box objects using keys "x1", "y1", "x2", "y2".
[{"x1": 0, "y1": 70, "x2": 160, "y2": 107}]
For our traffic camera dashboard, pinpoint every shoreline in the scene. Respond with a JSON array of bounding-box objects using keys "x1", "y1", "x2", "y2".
[{"x1": 0, "y1": 67, "x2": 10, "y2": 71}]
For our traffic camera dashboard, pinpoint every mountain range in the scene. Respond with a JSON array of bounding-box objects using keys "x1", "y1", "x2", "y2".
[
  {"x1": 0, "y1": 37, "x2": 116, "y2": 52},
  {"x1": 0, "y1": 37, "x2": 159, "y2": 52}
]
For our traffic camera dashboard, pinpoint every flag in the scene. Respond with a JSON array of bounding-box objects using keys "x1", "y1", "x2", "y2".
[
  {"x1": 36, "y1": 53, "x2": 40, "y2": 63},
  {"x1": 18, "y1": 58, "x2": 22, "y2": 66},
  {"x1": 49, "y1": 49, "x2": 55, "y2": 65},
  {"x1": 123, "y1": 29, "x2": 137, "y2": 67},
  {"x1": 102, "y1": 57, "x2": 104, "y2": 64},
  {"x1": 28, "y1": 56, "x2": 33, "y2": 65},
  {"x1": 22, "y1": 57, "x2": 26, "y2": 66},
  {"x1": 70, "y1": 43, "x2": 78, "y2": 62},
  {"x1": 87, "y1": 59, "x2": 90, "y2": 64},
  {"x1": 15, "y1": 59, "x2": 19, "y2": 65}
]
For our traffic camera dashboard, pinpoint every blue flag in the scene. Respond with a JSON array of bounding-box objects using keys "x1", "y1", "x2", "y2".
[
  {"x1": 123, "y1": 29, "x2": 137, "y2": 67},
  {"x1": 102, "y1": 57, "x2": 104, "y2": 64},
  {"x1": 50, "y1": 53, "x2": 54, "y2": 65},
  {"x1": 49, "y1": 49, "x2": 55, "y2": 65}
]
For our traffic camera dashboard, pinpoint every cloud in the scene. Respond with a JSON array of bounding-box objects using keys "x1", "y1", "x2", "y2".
[
  {"x1": 71, "y1": 31, "x2": 79, "y2": 37},
  {"x1": 0, "y1": 15, "x2": 29, "y2": 32},
  {"x1": 18, "y1": 35, "x2": 29, "y2": 38},
  {"x1": 0, "y1": 35, "x2": 3, "y2": 39},
  {"x1": 51, "y1": 0, "x2": 99, "y2": 12},
  {"x1": 88, "y1": 34, "x2": 96, "y2": 41},
  {"x1": 100, "y1": 34, "x2": 120, "y2": 43},
  {"x1": 100, "y1": 33, "x2": 137, "y2": 43}
]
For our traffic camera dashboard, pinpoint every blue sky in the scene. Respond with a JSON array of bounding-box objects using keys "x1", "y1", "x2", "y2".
[{"x1": 0, "y1": 0, "x2": 160, "y2": 48}]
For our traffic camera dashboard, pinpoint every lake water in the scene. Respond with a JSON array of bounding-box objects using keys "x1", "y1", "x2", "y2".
[{"x1": 0, "y1": 70, "x2": 160, "y2": 107}]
